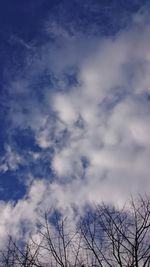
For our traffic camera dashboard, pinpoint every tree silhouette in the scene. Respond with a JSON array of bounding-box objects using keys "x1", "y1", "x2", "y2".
[{"x1": 0, "y1": 196, "x2": 149, "y2": 267}]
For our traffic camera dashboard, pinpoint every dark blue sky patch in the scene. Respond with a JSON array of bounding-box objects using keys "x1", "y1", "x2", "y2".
[
  {"x1": 81, "y1": 156, "x2": 90, "y2": 169},
  {"x1": 0, "y1": 116, "x2": 8, "y2": 156},
  {"x1": 28, "y1": 149, "x2": 54, "y2": 180},
  {"x1": 0, "y1": 0, "x2": 148, "y2": 79},
  {"x1": 0, "y1": 170, "x2": 26, "y2": 201},
  {"x1": 17, "y1": 145, "x2": 54, "y2": 180},
  {"x1": 16, "y1": 158, "x2": 54, "y2": 183},
  {"x1": 0, "y1": 0, "x2": 60, "y2": 86},
  {"x1": 30, "y1": 71, "x2": 53, "y2": 96},
  {"x1": 11, "y1": 128, "x2": 41, "y2": 152},
  {"x1": 48, "y1": 0, "x2": 149, "y2": 36},
  {"x1": 9, "y1": 144, "x2": 55, "y2": 182},
  {"x1": 146, "y1": 93, "x2": 150, "y2": 101},
  {"x1": 0, "y1": 0, "x2": 61, "y2": 42},
  {"x1": 62, "y1": 67, "x2": 80, "y2": 88}
]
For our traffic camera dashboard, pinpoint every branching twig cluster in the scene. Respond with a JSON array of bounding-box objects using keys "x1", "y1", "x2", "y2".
[{"x1": 0, "y1": 196, "x2": 149, "y2": 267}]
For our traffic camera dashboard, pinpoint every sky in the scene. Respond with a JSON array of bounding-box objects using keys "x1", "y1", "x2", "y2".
[{"x1": 0, "y1": 0, "x2": 150, "y2": 244}]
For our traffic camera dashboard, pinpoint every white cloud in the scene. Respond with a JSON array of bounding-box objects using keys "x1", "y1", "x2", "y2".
[
  {"x1": 0, "y1": 145, "x2": 23, "y2": 173},
  {"x1": 53, "y1": 93, "x2": 77, "y2": 125},
  {"x1": 2, "y1": 11, "x2": 150, "y2": 243},
  {"x1": 0, "y1": 180, "x2": 51, "y2": 246},
  {"x1": 50, "y1": 20, "x2": 150, "y2": 206}
]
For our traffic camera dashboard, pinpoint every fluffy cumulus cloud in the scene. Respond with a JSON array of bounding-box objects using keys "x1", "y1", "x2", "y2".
[
  {"x1": 1, "y1": 5, "x2": 150, "y2": 244},
  {"x1": 50, "y1": 20, "x2": 150, "y2": 203}
]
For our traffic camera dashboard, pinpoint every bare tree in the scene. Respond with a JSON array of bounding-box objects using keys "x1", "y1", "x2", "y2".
[
  {"x1": 80, "y1": 195, "x2": 150, "y2": 267},
  {"x1": 0, "y1": 235, "x2": 43, "y2": 267},
  {"x1": 0, "y1": 196, "x2": 150, "y2": 267},
  {"x1": 0, "y1": 236, "x2": 17, "y2": 267},
  {"x1": 0, "y1": 212, "x2": 83, "y2": 267},
  {"x1": 38, "y1": 212, "x2": 83, "y2": 267}
]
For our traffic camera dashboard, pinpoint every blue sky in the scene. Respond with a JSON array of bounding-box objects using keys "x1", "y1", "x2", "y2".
[{"x1": 0, "y1": 0, "x2": 150, "y2": 243}]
